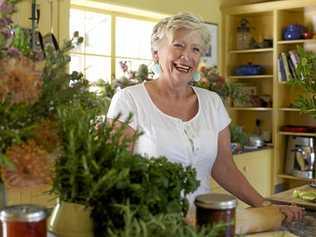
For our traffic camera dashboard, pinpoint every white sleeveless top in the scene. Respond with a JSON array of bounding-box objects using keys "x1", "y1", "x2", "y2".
[{"x1": 107, "y1": 82, "x2": 231, "y2": 205}]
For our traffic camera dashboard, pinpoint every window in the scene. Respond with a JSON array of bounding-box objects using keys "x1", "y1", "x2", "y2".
[
  {"x1": 69, "y1": 6, "x2": 158, "y2": 84},
  {"x1": 70, "y1": 8, "x2": 111, "y2": 83},
  {"x1": 115, "y1": 17, "x2": 155, "y2": 78}
]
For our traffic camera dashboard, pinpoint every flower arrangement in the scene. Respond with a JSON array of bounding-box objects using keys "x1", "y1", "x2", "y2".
[
  {"x1": 194, "y1": 65, "x2": 247, "y2": 106},
  {"x1": 0, "y1": 0, "x2": 95, "y2": 188}
]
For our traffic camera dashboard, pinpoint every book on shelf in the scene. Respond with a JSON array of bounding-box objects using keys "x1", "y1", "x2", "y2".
[
  {"x1": 277, "y1": 55, "x2": 287, "y2": 82},
  {"x1": 281, "y1": 52, "x2": 293, "y2": 81},
  {"x1": 278, "y1": 50, "x2": 302, "y2": 82},
  {"x1": 287, "y1": 55, "x2": 298, "y2": 80},
  {"x1": 288, "y1": 50, "x2": 299, "y2": 69}
]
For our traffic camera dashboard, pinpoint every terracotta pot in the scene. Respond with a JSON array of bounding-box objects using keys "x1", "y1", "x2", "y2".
[{"x1": 48, "y1": 200, "x2": 94, "y2": 237}]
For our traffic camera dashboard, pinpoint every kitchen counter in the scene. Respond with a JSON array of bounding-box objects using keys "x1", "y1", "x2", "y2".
[
  {"x1": 232, "y1": 145, "x2": 273, "y2": 155},
  {"x1": 268, "y1": 185, "x2": 316, "y2": 210},
  {"x1": 268, "y1": 185, "x2": 316, "y2": 236},
  {"x1": 243, "y1": 211, "x2": 316, "y2": 236},
  {"x1": 281, "y1": 210, "x2": 316, "y2": 236},
  {"x1": 247, "y1": 231, "x2": 297, "y2": 237}
]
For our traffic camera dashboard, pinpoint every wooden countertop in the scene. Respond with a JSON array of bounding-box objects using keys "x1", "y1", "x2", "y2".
[
  {"x1": 247, "y1": 231, "x2": 297, "y2": 237},
  {"x1": 268, "y1": 185, "x2": 316, "y2": 210}
]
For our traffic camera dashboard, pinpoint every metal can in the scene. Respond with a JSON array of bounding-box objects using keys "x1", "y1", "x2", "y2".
[
  {"x1": 195, "y1": 193, "x2": 237, "y2": 237},
  {"x1": 0, "y1": 204, "x2": 47, "y2": 237}
]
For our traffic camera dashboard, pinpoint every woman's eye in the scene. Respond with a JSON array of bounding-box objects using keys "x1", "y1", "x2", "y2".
[
  {"x1": 193, "y1": 47, "x2": 201, "y2": 53},
  {"x1": 173, "y1": 43, "x2": 183, "y2": 48}
]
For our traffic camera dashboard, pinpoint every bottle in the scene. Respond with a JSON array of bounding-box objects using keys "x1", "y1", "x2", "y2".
[
  {"x1": 236, "y1": 18, "x2": 251, "y2": 49},
  {"x1": 254, "y1": 119, "x2": 262, "y2": 136}
]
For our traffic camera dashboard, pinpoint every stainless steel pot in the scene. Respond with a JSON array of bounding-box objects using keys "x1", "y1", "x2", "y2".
[{"x1": 248, "y1": 135, "x2": 264, "y2": 148}]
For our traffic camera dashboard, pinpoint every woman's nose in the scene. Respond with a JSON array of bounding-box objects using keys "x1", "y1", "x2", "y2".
[{"x1": 180, "y1": 50, "x2": 191, "y2": 59}]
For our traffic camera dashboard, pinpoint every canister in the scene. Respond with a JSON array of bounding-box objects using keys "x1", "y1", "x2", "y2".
[
  {"x1": 0, "y1": 204, "x2": 47, "y2": 237},
  {"x1": 195, "y1": 193, "x2": 237, "y2": 237}
]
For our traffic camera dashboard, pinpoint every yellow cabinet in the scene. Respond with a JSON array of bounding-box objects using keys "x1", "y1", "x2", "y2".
[{"x1": 210, "y1": 149, "x2": 272, "y2": 208}]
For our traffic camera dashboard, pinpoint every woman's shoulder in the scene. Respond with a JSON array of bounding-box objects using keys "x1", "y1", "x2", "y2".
[
  {"x1": 119, "y1": 83, "x2": 144, "y2": 94},
  {"x1": 114, "y1": 83, "x2": 145, "y2": 99}
]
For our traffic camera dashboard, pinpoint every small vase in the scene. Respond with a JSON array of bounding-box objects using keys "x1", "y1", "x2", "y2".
[{"x1": 48, "y1": 200, "x2": 94, "y2": 237}]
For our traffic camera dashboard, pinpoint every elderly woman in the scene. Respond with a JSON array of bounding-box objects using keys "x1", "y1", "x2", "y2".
[{"x1": 107, "y1": 12, "x2": 303, "y2": 223}]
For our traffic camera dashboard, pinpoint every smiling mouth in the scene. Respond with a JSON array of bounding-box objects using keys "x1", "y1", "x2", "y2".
[{"x1": 173, "y1": 63, "x2": 192, "y2": 73}]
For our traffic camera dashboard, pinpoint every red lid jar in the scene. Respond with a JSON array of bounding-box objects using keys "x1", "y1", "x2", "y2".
[
  {"x1": 0, "y1": 204, "x2": 47, "y2": 237},
  {"x1": 195, "y1": 193, "x2": 237, "y2": 237}
]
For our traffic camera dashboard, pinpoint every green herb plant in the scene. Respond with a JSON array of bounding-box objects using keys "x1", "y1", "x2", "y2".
[
  {"x1": 52, "y1": 101, "x2": 199, "y2": 236},
  {"x1": 108, "y1": 204, "x2": 227, "y2": 237},
  {"x1": 229, "y1": 124, "x2": 249, "y2": 146},
  {"x1": 288, "y1": 46, "x2": 316, "y2": 118}
]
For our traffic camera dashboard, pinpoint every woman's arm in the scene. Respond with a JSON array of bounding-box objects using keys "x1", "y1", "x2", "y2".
[
  {"x1": 107, "y1": 118, "x2": 137, "y2": 152},
  {"x1": 211, "y1": 126, "x2": 265, "y2": 207},
  {"x1": 211, "y1": 126, "x2": 304, "y2": 222}
]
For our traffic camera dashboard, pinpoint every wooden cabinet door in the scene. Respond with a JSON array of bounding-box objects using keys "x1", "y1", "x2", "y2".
[{"x1": 234, "y1": 149, "x2": 272, "y2": 197}]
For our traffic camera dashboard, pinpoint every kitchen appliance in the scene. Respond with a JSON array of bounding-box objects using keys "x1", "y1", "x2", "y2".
[{"x1": 285, "y1": 136, "x2": 316, "y2": 179}]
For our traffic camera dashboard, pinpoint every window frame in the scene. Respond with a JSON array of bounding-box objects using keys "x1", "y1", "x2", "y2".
[{"x1": 70, "y1": 4, "x2": 160, "y2": 83}]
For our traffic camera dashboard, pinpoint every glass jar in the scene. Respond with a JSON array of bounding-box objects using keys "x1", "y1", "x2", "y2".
[
  {"x1": 0, "y1": 204, "x2": 47, "y2": 237},
  {"x1": 236, "y1": 18, "x2": 251, "y2": 49},
  {"x1": 195, "y1": 193, "x2": 237, "y2": 237}
]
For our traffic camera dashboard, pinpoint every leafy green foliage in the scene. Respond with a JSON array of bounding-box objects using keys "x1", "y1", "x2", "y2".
[
  {"x1": 292, "y1": 95, "x2": 316, "y2": 118},
  {"x1": 108, "y1": 204, "x2": 226, "y2": 237},
  {"x1": 11, "y1": 26, "x2": 31, "y2": 56},
  {"x1": 229, "y1": 124, "x2": 248, "y2": 146},
  {"x1": 52, "y1": 101, "x2": 199, "y2": 236},
  {"x1": 288, "y1": 46, "x2": 316, "y2": 118},
  {"x1": 193, "y1": 66, "x2": 248, "y2": 105}
]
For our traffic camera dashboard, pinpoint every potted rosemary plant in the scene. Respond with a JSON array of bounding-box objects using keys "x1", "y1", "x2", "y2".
[{"x1": 49, "y1": 100, "x2": 199, "y2": 236}]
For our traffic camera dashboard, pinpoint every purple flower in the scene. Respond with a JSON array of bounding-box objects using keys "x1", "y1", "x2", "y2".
[
  {"x1": 0, "y1": 1, "x2": 15, "y2": 14},
  {"x1": 0, "y1": 17, "x2": 12, "y2": 27},
  {"x1": 7, "y1": 47, "x2": 21, "y2": 57},
  {"x1": 1, "y1": 28, "x2": 12, "y2": 39}
]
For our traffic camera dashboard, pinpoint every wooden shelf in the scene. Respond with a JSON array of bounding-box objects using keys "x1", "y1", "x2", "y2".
[
  {"x1": 229, "y1": 48, "x2": 273, "y2": 54},
  {"x1": 278, "y1": 39, "x2": 316, "y2": 45},
  {"x1": 228, "y1": 75, "x2": 273, "y2": 79},
  {"x1": 229, "y1": 107, "x2": 273, "y2": 111},
  {"x1": 279, "y1": 131, "x2": 316, "y2": 137},
  {"x1": 223, "y1": 0, "x2": 316, "y2": 193},
  {"x1": 277, "y1": 174, "x2": 316, "y2": 182},
  {"x1": 279, "y1": 108, "x2": 300, "y2": 112}
]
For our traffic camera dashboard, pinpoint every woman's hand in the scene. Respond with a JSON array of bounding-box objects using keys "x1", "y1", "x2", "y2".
[{"x1": 277, "y1": 205, "x2": 304, "y2": 223}]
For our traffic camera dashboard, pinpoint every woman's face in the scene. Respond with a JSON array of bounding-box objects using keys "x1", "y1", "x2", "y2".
[{"x1": 156, "y1": 28, "x2": 203, "y2": 84}]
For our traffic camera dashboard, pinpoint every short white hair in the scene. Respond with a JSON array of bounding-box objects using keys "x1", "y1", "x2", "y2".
[{"x1": 151, "y1": 12, "x2": 211, "y2": 55}]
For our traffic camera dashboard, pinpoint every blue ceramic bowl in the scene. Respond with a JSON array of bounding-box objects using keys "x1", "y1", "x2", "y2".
[
  {"x1": 234, "y1": 64, "x2": 265, "y2": 76},
  {"x1": 283, "y1": 24, "x2": 305, "y2": 40}
]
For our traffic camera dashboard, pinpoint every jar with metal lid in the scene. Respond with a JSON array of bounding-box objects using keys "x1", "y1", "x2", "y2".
[
  {"x1": 0, "y1": 204, "x2": 47, "y2": 237},
  {"x1": 195, "y1": 193, "x2": 237, "y2": 237}
]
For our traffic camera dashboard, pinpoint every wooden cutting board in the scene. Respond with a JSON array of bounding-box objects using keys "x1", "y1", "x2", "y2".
[
  {"x1": 246, "y1": 231, "x2": 298, "y2": 237},
  {"x1": 268, "y1": 185, "x2": 316, "y2": 210}
]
